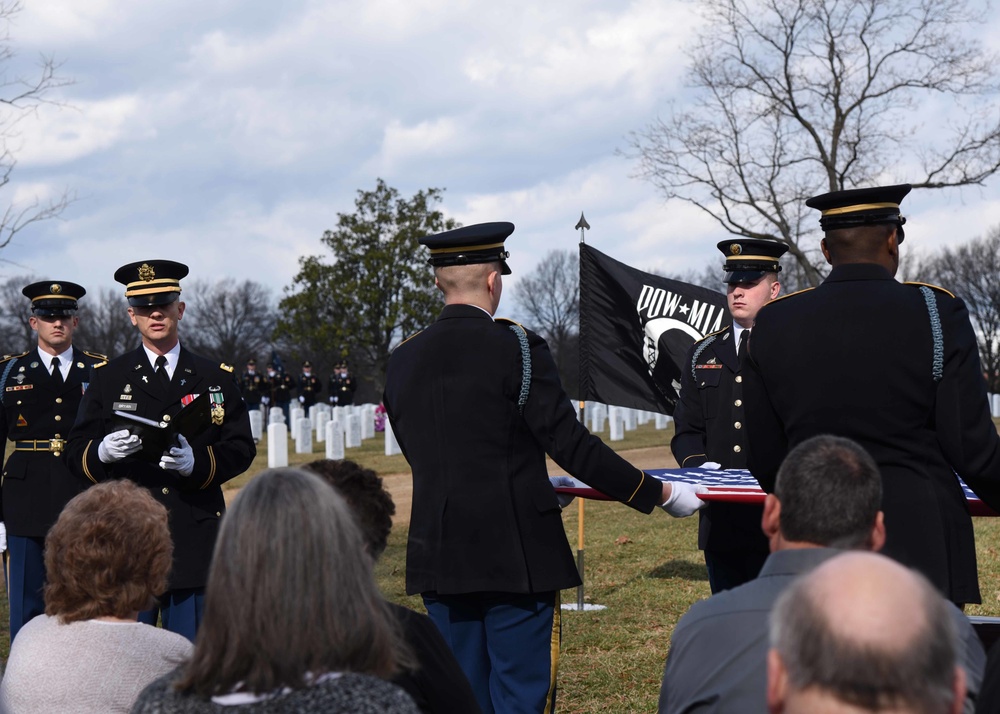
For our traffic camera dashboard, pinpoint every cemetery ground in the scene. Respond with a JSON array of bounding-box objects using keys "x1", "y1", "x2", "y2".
[{"x1": 1, "y1": 423, "x2": 998, "y2": 713}]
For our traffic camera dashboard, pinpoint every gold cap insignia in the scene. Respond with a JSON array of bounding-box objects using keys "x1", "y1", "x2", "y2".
[
  {"x1": 138, "y1": 263, "x2": 156, "y2": 282},
  {"x1": 730, "y1": 244, "x2": 742, "y2": 255},
  {"x1": 50, "y1": 283, "x2": 62, "y2": 294}
]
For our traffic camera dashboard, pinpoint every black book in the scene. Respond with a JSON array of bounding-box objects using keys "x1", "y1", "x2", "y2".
[{"x1": 113, "y1": 391, "x2": 213, "y2": 463}]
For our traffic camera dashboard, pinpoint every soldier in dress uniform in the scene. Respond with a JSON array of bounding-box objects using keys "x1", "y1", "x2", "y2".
[
  {"x1": 328, "y1": 360, "x2": 357, "y2": 406},
  {"x1": 672, "y1": 238, "x2": 788, "y2": 593},
  {"x1": 0, "y1": 281, "x2": 106, "y2": 641},
  {"x1": 297, "y1": 360, "x2": 321, "y2": 409},
  {"x1": 383, "y1": 222, "x2": 707, "y2": 714},
  {"x1": 239, "y1": 358, "x2": 266, "y2": 411},
  {"x1": 268, "y1": 363, "x2": 294, "y2": 425},
  {"x1": 64, "y1": 260, "x2": 255, "y2": 639},
  {"x1": 744, "y1": 184, "x2": 1000, "y2": 605}
]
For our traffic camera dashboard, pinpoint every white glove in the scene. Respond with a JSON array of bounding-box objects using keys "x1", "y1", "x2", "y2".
[
  {"x1": 0, "y1": 522, "x2": 7, "y2": 553},
  {"x1": 700, "y1": 461, "x2": 722, "y2": 470},
  {"x1": 260, "y1": 396, "x2": 270, "y2": 405},
  {"x1": 660, "y1": 481, "x2": 709, "y2": 518},
  {"x1": 98, "y1": 429, "x2": 143, "y2": 463},
  {"x1": 159, "y1": 434, "x2": 195, "y2": 477},
  {"x1": 298, "y1": 395, "x2": 305, "y2": 403},
  {"x1": 549, "y1": 475, "x2": 577, "y2": 508}
]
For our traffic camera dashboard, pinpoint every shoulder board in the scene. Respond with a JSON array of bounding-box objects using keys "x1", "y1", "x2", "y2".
[
  {"x1": 763, "y1": 287, "x2": 815, "y2": 307},
  {"x1": 395, "y1": 330, "x2": 424, "y2": 349},
  {"x1": 904, "y1": 281, "x2": 955, "y2": 299},
  {"x1": 220, "y1": 363, "x2": 234, "y2": 373},
  {"x1": 695, "y1": 325, "x2": 729, "y2": 344},
  {"x1": 0, "y1": 351, "x2": 28, "y2": 364},
  {"x1": 82, "y1": 350, "x2": 108, "y2": 361},
  {"x1": 495, "y1": 317, "x2": 523, "y2": 328}
]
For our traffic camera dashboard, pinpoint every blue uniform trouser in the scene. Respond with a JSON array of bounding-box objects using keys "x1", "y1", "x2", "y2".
[
  {"x1": 7, "y1": 535, "x2": 46, "y2": 642},
  {"x1": 423, "y1": 590, "x2": 560, "y2": 714},
  {"x1": 139, "y1": 587, "x2": 205, "y2": 642}
]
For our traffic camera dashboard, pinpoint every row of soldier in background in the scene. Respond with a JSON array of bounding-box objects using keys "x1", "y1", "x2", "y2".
[{"x1": 239, "y1": 358, "x2": 357, "y2": 417}]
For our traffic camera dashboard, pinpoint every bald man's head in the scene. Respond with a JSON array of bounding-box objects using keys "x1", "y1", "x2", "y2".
[{"x1": 768, "y1": 553, "x2": 964, "y2": 714}]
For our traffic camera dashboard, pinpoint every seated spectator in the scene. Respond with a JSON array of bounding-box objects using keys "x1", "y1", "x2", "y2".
[
  {"x1": 768, "y1": 552, "x2": 966, "y2": 714},
  {"x1": 303, "y1": 458, "x2": 482, "y2": 714},
  {"x1": 658, "y1": 434, "x2": 983, "y2": 713},
  {"x1": 131, "y1": 467, "x2": 419, "y2": 713},
  {"x1": 0, "y1": 480, "x2": 192, "y2": 713}
]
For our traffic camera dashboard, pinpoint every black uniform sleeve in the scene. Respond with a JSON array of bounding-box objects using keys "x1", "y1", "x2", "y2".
[
  {"x1": 519, "y1": 328, "x2": 663, "y2": 513},
  {"x1": 743, "y1": 321, "x2": 787, "y2": 493},
  {"x1": 64, "y1": 364, "x2": 112, "y2": 485}
]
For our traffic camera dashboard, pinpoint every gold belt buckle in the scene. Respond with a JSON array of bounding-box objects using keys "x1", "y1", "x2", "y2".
[{"x1": 49, "y1": 437, "x2": 65, "y2": 456}]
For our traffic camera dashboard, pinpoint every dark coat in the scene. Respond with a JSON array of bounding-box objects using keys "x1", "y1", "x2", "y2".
[
  {"x1": 239, "y1": 370, "x2": 267, "y2": 407},
  {"x1": 297, "y1": 373, "x2": 321, "y2": 408},
  {"x1": 0, "y1": 347, "x2": 105, "y2": 536},
  {"x1": 383, "y1": 304, "x2": 663, "y2": 596},
  {"x1": 744, "y1": 263, "x2": 1000, "y2": 603},
  {"x1": 672, "y1": 325, "x2": 768, "y2": 554},
  {"x1": 64, "y1": 345, "x2": 255, "y2": 590},
  {"x1": 328, "y1": 374, "x2": 357, "y2": 406}
]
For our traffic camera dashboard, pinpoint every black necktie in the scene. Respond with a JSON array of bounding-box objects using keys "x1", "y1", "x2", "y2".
[
  {"x1": 738, "y1": 329, "x2": 750, "y2": 362},
  {"x1": 51, "y1": 357, "x2": 63, "y2": 387},
  {"x1": 155, "y1": 355, "x2": 171, "y2": 390}
]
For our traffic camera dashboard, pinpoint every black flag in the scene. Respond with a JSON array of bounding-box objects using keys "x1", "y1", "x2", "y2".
[{"x1": 579, "y1": 243, "x2": 727, "y2": 415}]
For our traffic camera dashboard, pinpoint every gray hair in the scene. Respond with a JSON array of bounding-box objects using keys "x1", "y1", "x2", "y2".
[
  {"x1": 175, "y1": 467, "x2": 412, "y2": 696},
  {"x1": 770, "y1": 559, "x2": 958, "y2": 714},
  {"x1": 775, "y1": 434, "x2": 881, "y2": 548}
]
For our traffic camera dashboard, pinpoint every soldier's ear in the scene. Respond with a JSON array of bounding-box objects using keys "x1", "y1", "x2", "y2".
[{"x1": 820, "y1": 238, "x2": 832, "y2": 265}]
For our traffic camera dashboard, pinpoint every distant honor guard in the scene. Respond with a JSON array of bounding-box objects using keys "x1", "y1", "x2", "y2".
[
  {"x1": 65, "y1": 260, "x2": 255, "y2": 640},
  {"x1": 297, "y1": 360, "x2": 321, "y2": 408},
  {"x1": 0, "y1": 281, "x2": 106, "y2": 641},
  {"x1": 240, "y1": 358, "x2": 266, "y2": 410},
  {"x1": 328, "y1": 360, "x2": 357, "y2": 406}
]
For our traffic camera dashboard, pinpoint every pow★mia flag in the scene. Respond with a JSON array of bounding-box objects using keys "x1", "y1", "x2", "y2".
[{"x1": 579, "y1": 243, "x2": 727, "y2": 414}]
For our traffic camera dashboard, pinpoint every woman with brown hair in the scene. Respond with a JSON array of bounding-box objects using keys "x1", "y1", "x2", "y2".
[
  {"x1": 130, "y1": 467, "x2": 418, "y2": 713},
  {"x1": 0, "y1": 479, "x2": 192, "y2": 713}
]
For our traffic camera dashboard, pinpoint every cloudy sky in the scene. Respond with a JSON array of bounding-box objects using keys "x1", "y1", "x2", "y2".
[{"x1": 3, "y1": 0, "x2": 1000, "y2": 315}]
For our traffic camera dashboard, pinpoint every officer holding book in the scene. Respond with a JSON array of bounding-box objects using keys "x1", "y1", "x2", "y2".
[{"x1": 65, "y1": 260, "x2": 255, "y2": 640}]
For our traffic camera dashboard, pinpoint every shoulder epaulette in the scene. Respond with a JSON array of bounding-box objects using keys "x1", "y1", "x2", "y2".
[
  {"x1": 761, "y1": 286, "x2": 815, "y2": 307},
  {"x1": 395, "y1": 330, "x2": 424, "y2": 350},
  {"x1": 495, "y1": 317, "x2": 522, "y2": 328},
  {"x1": 0, "y1": 351, "x2": 28, "y2": 364},
  {"x1": 904, "y1": 281, "x2": 955, "y2": 299},
  {"x1": 696, "y1": 325, "x2": 729, "y2": 344},
  {"x1": 81, "y1": 350, "x2": 108, "y2": 362},
  {"x1": 220, "y1": 363, "x2": 234, "y2": 373}
]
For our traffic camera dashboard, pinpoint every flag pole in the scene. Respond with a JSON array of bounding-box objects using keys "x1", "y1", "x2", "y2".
[{"x1": 575, "y1": 211, "x2": 590, "y2": 611}]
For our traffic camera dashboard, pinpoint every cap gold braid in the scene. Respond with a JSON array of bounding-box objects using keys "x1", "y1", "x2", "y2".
[
  {"x1": 428, "y1": 241, "x2": 507, "y2": 255},
  {"x1": 821, "y1": 201, "x2": 900, "y2": 216}
]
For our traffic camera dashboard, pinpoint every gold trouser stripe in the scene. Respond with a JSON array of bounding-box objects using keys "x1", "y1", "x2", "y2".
[
  {"x1": 543, "y1": 591, "x2": 561, "y2": 714},
  {"x1": 82, "y1": 441, "x2": 98, "y2": 484},
  {"x1": 626, "y1": 470, "x2": 645, "y2": 503}
]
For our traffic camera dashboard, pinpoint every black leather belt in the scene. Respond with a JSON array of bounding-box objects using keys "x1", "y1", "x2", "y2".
[{"x1": 13, "y1": 438, "x2": 65, "y2": 454}]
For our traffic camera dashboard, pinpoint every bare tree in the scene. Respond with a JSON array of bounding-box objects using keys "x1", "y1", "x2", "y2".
[
  {"x1": 0, "y1": 273, "x2": 32, "y2": 353},
  {"x1": 74, "y1": 286, "x2": 137, "y2": 358},
  {"x1": 923, "y1": 227, "x2": 1000, "y2": 391},
  {"x1": 512, "y1": 249, "x2": 579, "y2": 382},
  {"x1": 0, "y1": 1, "x2": 75, "y2": 253},
  {"x1": 628, "y1": 0, "x2": 1000, "y2": 286},
  {"x1": 182, "y1": 279, "x2": 278, "y2": 366}
]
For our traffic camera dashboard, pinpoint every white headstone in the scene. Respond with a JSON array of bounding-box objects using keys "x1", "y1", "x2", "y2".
[
  {"x1": 248, "y1": 410, "x2": 263, "y2": 441},
  {"x1": 325, "y1": 421, "x2": 345, "y2": 460},
  {"x1": 591, "y1": 403, "x2": 607, "y2": 433},
  {"x1": 268, "y1": 407, "x2": 285, "y2": 425},
  {"x1": 360, "y1": 404, "x2": 375, "y2": 440},
  {"x1": 267, "y1": 423, "x2": 288, "y2": 467},
  {"x1": 307, "y1": 404, "x2": 319, "y2": 424},
  {"x1": 992, "y1": 394, "x2": 1000, "y2": 418},
  {"x1": 623, "y1": 408, "x2": 637, "y2": 431},
  {"x1": 315, "y1": 410, "x2": 329, "y2": 442},
  {"x1": 655, "y1": 413, "x2": 669, "y2": 430},
  {"x1": 345, "y1": 414, "x2": 362, "y2": 448},
  {"x1": 637, "y1": 410, "x2": 651, "y2": 426},
  {"x1": 384, "y1": 418, "x2": 402, "y2": 456},
  {"x1": 290, "y1": 407, "x2": 306, "y2": 427},
  {"x1": 609, "y1": 407, "x2": 625, "y2": 442},
  {"x1": 294, "y1": 417, "x2": 313, "y2": 454}
]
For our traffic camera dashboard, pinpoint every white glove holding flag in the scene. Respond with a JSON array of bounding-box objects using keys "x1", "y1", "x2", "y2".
[
  {"x1": 700, "y1": 461, "x2": 722, "y2": 470},
  {"x1": 98, "y1": 429, "x2": 143, "y2": 463},
  {"x1": 660, "y1": 481, "x2": 709, "y2": 518},
  {"x1": 0, "y1": 521, "x2": 7, "y2": 553},
  {"x1": 549, "y1": 475, "x2": 577, "y2": 508},
  {"x1": 159, "y1": 434, "x2": 195, "y2": 477}
]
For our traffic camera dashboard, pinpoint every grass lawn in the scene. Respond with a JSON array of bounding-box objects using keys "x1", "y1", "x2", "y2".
[{"x1": 2, "y1": 420, "x2": 999, "y2": 714}]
